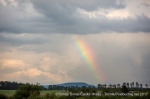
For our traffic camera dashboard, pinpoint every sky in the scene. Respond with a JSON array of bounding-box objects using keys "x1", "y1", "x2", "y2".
[{"x1": 0, "y1": 0, "x2": 150, "y2": 86}]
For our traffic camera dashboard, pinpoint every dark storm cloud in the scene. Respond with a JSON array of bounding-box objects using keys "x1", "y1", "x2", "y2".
[
  {"x1": 0, "y1": 0, "x2": 150, "y2": 34},
  {"x1": 0, "y1": 33, "x2": 48, "y2": 46},
  {"x1": 30, "y1": 0, "x2": 126, "y2": 12}
]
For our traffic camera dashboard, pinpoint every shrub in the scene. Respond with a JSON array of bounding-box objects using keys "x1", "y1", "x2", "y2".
[
  {"x1": 0, "y1": 93, "x2": 7, "y2": 99},
  {"x1": 13, "y1": 83, "x2": 42, "y2": 99},
  {"x1": 121, "y1": 86, "x2": 129, "y2": 93}
]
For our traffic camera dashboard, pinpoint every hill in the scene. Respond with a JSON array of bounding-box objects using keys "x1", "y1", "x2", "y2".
[{"x1": 43, "y1": 82, "x2": 97, "y2": 89}]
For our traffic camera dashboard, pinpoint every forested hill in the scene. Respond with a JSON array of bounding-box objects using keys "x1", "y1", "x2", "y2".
[
  {"x1": 43, "y1": 82, "x2": 96, "y2": 89},
  {"x1": 57, "y1": 82, "x2": 96, "y2": 87},
  {"x1": 0, "y1": 81, "x2": 96, "y2": 90}
]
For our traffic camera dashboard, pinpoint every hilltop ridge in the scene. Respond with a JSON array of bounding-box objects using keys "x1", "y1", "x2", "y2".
[{"x1": 43, "y1": 82, "x2": 96, "y2": 89}]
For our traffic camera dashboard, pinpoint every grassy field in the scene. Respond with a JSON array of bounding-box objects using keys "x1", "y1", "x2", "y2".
[
  {"x1": 0, "y1": 90, "x2": 16, "y2": 96},
  {"x1": 40, "y1": 90, "x2": 68, "y2": 96},
  {"x1": 0, "y1": 90, "x2": 68, "y2": 96}
]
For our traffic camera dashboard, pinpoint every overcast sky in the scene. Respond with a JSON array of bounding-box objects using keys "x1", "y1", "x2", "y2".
[{"x1": 0, "y1": 0, "x2": 150, "y2": 86}]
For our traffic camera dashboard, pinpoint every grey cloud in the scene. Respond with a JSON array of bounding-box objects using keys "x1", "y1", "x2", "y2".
[
  {"x1": 141, "y1": 3, "x2": 150, "y2": 7},
  {"x1": 0, "y1": 0, "x2": 150, "y2": 85},
  {"x1": 1, "y1": 0, "x2": 150, "y2": 34},
  {"x1": 96, "y1": 38, "x2": 150, "y2": 84},
  {"x1": 0, "y1": 33, "x2": 150, "y2": 85},
  {"x1": 0, "y1": 33, "x2": 49, "y2": 46},
  {"x1": 57, "y1": 15, "x2": 150, "y2": 33},
  {"x1": 30, "y1": 0, "x2": 126, "y2": 12}
]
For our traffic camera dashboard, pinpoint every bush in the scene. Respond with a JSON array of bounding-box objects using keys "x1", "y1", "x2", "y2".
[
  {"x1": 121, "y1": 86, "x2": 129, "y2": 93},
  {"x1": 101, "y1": 88, "x2": 110, "y2": 94},
  {"x1": 0, "y1": 93, "x2": 7, "y2": 99},
  {"x1": 13, "y1": 83, "x2": 42, "y2": 99}
]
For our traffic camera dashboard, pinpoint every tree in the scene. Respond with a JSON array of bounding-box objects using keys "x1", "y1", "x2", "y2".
[
  {"x1": 101, "y1": 84, "x2": 106, "y2": 88},
  {"x1": 113, "y1": 84, "x2": 116, "y2": 88},
  {"x1": 0, "y1": 93, "x2": 7, "y2": 99},
  {"x1": 121, "y1": 86, "x2": 129, "y2": 93},
  {"x1": 127, "y1": 83, "x2": 129, "y2": 88},
  {"x1": 117, "y1": 84, "x2": 120, "y2": 88},
  {"x1": 136, "y1": 82, "x2": 139, "y2": 88},
  {"x1": 13, "y1": 83, "x2": 42, "y2": 99},
  {"x1": 145, "y1": 84, "x2": 149, "y2": 88},
  {"x1": 108, "y1": 84, "x2": 112, "y2": 88},
  {"x1": 98, "y1": 84, "x2": 101, "y2": 89},
  {"x1": 130, "y1": 83, "x2": 132, "y2": 88},
  {"x1": 140, "y1": 84, "x2": 142, "y2": 88},
  {"x1": 122, "y1": 82, "x2": 126, "y2": 87},
  {"x1": 132, "y1": 82, "x2": 134, "y2": 88}
]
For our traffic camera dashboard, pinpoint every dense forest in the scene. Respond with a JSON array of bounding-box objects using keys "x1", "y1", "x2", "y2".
[
  {"x1": 0, "y1": 81, "x2": 45, "y2": 90},
  {"x1": 0, "y1": 81, "x2": 23, "y2": 90}
]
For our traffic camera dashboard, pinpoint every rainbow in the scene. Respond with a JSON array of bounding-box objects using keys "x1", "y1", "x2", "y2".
[{"x1": 72, "y1": 36, "x2": 104, "y2": 83}]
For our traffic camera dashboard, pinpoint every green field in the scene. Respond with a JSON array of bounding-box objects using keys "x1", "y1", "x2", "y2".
[
  {"x1": 40, "y1": 90, "x2": 68, "y2": 96},
  {"x1": 0, "y1": 90, "x2": 68, "y2": 96},
  {"x1": 0, "y1": 90, "x2": 150, "y2": 99},
  {"x1": 0, "y1": 90, "x2": 16, "y2": 96}
]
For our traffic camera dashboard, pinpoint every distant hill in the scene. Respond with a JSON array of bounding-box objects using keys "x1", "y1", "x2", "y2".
[
  {"x1": 43, "y1": 82, "x2": 97, "y2": 89},
  {"x1": 57, "y1": 82, "x2": 96, "y2": 87}
]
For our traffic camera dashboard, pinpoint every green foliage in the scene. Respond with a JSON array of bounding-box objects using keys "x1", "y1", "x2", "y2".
[
  {"x1": 121, "y1": 86, "x2": 129, "y2": 93},
  {"x1": 27, "y1": 95, "x2": 41, "y2": 99},
  {"x1": 0, "y1": 81, "x2": 23, "y2": 90},
  {"x1": 49, "y1": 92, "x2": 57, "y2": 99},
  {"x1": 44, "y1": 93, "x2": 50, "y2": 99},
  {"x1": 0, "y1": 93, "x2": 7, "y2": 99},
  {"x1": 1, "y1": 89, "x2": 150, "y2": 99},
  {"x1": 69, "y1": 87, "x2": 97, "y2": 94},
  {"x1": 146, "y1": 91, "x2": 150, "y2": 99},
  {"x1": 13, "y1": 83, "x2": 42, "y2": 99},
  {"x1": 102, "y1": 88, "x2": 110, "y2": 94},
  {"x1": 40, "y1": 92, "x2": 57, "y2": 99}
]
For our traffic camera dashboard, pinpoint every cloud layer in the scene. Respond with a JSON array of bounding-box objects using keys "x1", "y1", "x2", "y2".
[
  {"x1": 0, "y1": 0, "x2": 150, "y2": 85},
  {"x1": 0, "y1": 0, "x2": 150, "y2": 34},
  {"x1": 0, "y1": 33, "x2": 150, "y2": 85}
]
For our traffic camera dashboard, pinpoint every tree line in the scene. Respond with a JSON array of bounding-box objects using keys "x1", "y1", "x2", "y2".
[
  {"x1": 0, "y1": 81, "x2": 150, "y2": 99},
  {"x1": 0, "y1": 82, "x2": 150, "y2": 99},
  {"x1": 48, "y1": 85, "x2": 96, "y2": 90},
  {"x1": 0, "y1": 81, "x2": 45, "y2": 90},
  {"x1": 0, "y1": 80, "x2": 149, "y2": 90},
  {"x1": 98, "y1": 82, "x2": 149, "y2": 89},
  {"x1": 48, "y1": 82, "x2": 149, "y2": 90},
  {"x1": 0, "y1": 81, "x2": 23, "y2": 90}
]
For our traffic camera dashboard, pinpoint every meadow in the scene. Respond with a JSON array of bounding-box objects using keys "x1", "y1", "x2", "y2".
[
  {"x1": 0, "y1": 90, "x2": 68, "y2": 96},
  {"x1": 0, "y1": 89, "x2": 150, "y2": 99},
  {"x1": 0, "y1": 90, "x2": 16, "y2": 96}
]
